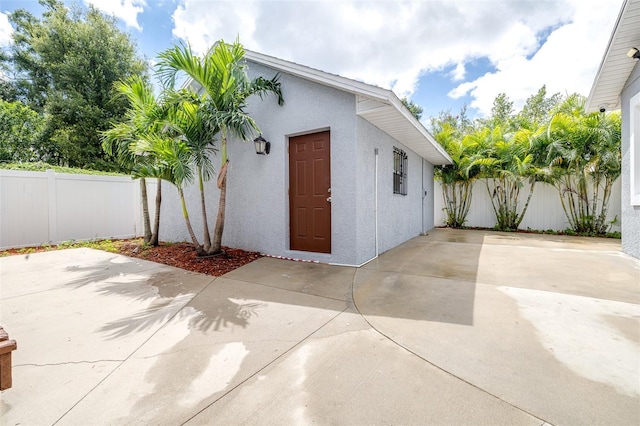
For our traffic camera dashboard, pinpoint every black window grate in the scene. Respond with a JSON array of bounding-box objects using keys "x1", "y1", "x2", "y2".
[{"x1": 393, "y1": 147, "x2": 408, "y2": 195}]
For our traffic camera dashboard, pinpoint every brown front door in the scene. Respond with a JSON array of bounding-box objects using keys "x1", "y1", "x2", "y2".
[{"x1": 289, "y1": 131, "x2": 331, "y2": 253}]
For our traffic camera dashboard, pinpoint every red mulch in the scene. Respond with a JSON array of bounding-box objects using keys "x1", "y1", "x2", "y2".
[
  {"x1": 122, "y1": 242, "x2": 263, "y2": 276},
  {"x1": 1, "y1": 239, "x2": 263, "y2": 277}
]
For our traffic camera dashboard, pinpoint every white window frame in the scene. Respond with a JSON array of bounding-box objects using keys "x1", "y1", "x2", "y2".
[{"x1": 630, "y1": 91, "x2": 640, "y2": 205}]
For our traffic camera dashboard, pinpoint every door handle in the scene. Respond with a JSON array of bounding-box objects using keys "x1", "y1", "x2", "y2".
[{"x1": 326, "y1": 196, "x2": 332, "y2": 203}]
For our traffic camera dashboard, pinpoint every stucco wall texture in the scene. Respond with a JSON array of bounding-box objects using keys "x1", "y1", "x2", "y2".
[
  {"x1": 621, "y1": 63, "x2": 640, "y2": 259},
  {"x1": 157, "y1": 61, "x2": 435, "y2": 266}
]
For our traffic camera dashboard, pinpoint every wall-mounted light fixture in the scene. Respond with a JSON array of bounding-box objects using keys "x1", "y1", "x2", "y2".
[
  {"x1": 254, "y1": 135, "x2": 270, "y2": 155},
  {"x1": 627, "y1": 47, "x2": 640, "y2": 60}
]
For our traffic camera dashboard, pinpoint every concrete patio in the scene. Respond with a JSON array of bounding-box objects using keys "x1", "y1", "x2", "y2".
[{"x1": 1, "y1": 228, "x2": 638, "y2": 425}]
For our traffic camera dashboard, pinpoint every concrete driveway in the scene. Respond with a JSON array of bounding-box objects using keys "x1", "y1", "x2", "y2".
[{"x1": 1, "y1": 229, "x2": 638, "y2": 425}]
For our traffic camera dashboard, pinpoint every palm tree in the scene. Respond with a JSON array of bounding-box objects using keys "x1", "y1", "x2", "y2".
[
  {"x1": 134, "y1": 134, "x2": 206, "y2": 255},
  {"x1": 156, "y1": 39, "x2": 284, "y2": 255},
  {"x1": 102, "y1": 76, "x2": 166, "y2": 245},
  {"x1": 472, "y1": 126, "x2": 543, "y2": 231},
  {"x1": 433, "y1": 122, "x2": 482, "y2": 227},
  {"x1": 162, "y1": 88, "x2": 218, "y2": 252},
  {"x1": 546, "y1": 95, "x2": 621, "y2": 234}
]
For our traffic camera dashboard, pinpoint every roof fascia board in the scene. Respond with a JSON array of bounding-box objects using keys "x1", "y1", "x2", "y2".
[{"x1": 244, "y1": 50, "x2": 389, "y2": 102}]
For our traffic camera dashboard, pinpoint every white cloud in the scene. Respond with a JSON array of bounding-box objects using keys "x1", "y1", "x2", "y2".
[
  {"x1": 171, "y1": 0, "x2": 624, "y2": 116},
  {"x1": 84, "y1": 0, "x2": 146, "y2": 30},
  {"x1": 449, "y1": 0, "x2": 623, "y2": 116},
  {"x1": 0, "y1": 12, "x2": 13, "y2": 47}
]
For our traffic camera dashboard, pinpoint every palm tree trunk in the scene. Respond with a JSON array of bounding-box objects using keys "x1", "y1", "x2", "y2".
[
  {"x1": 591, "y1": 176, "x2": 599, "y2": 230},
  {"x1": 211, "y1": 171, "x2": 227, "y2": 254},
  {"x1": 150, "y1": 178, "x2": 161, "y2": 246},
  {"x1": 578, "y1": 173, "x2": 589, "y2": 230},
  {"x1": 515, "y1": 180, "x2": 536, "y2": 229},
  {"x1": 563, "y1": 175, "x2": 579, "y2": 231},
  {"x1": 596, "y1": 177, "x2": 614, "y2": 234},
  {"x1": 178, "y1": 186, "x2": 206, "y2": 256},
  {"x1": 198, "y1": 168, "x2": 212, "y2": 252},
  {"x1": 442, "y1": 183, "x2": 451, "y2": 226},
  {"x1": 485, "y1": 179, "x2": 500, "y2": 227},
  {"x1": 140, "y1": 178, "x2": 152, "y2": 243},
  {"x1": 210, "y1": 133, "x2": 229, "y2": 255},
  {"x1": 460, "y1": 181, "x2": 473, "y2": 225}
]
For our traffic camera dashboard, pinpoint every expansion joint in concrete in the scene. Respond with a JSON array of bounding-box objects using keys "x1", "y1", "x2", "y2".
[
  {"x1": 179, "y1": 305, "x2": 351, "y2": 425},
  {"x1": 349, "y1": 268, "x2": 551, "y2": 426}
]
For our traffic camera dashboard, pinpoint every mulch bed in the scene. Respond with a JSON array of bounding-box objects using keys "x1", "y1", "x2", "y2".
[
  {"x1": 1, "y1": 239, "x2": 263, "y2": 277},
  {"x1": 122, "y1": 242, "x2": 263, "y2": 276}
]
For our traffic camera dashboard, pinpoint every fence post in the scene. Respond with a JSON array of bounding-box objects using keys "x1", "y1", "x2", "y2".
[
  {"x1": 47, "y1": 169, "x2": 58, "y2": 245},
  {"x1": 132, "y1": 177, "x2": 139, "y2": 237}
]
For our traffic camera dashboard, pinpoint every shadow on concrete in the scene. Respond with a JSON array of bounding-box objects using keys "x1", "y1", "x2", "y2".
[
  {"x1": 354, "y1": 228, "x2": 486, "y2": 326},
  {"x1": 99, "y1": 276, "x2": 349, "y2": 425},
  {"x1": 63, "y1": 256, "x2": 196, "y2": 300},
  {"x1": 99, "y1": 297, "x2": 264, "y2": 339},
  {"x1": 57, "y1": 250, "x2": 352, "y2": 344}
]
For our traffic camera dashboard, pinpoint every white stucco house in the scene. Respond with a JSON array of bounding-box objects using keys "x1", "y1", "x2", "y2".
[
  {"x1": 158, "y1": 51, "x2": 452, "y2": 266},
  {"x1": 586, "y1": 0, "x2": 640, "y2": 259}
]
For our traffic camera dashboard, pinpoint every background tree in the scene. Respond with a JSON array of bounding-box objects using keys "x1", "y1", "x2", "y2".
[
  {"x1": 429, "y1": 105, "x2": 474, "y2": 136},
  {"x1": 5, "y1": 0, "x2": 147, "y2": 170},
  {"x1": 517, "y1": 88, "x2": 564, "y2": 174},
  {"x1": 516, "y1": 85, "x2": 562, "y2": 130},
  {"x1": 0, "y1": 49, "x2": 19, "y2": 102},
  {"x1": 0, "y1": 99, "x2": 45, "y2": 162},
  {"x1": 480, "y1": 92, "x2": 515, "y2": 131},
  {"x1": 401, "y1": 97, "x2": 423, "y2": 120}
]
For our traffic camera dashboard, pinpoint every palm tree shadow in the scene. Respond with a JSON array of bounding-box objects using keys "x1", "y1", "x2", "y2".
[
  {"x1": 190, "y1": 300, "x2": 263, "y2": 331},
  {"x1": 55, "y1": 250, "x2": 268, "y2": 340},
  {"x1": 99, "y1": 297, "x2": 263, "y2": 339},
  {"x1": 63, "y1": 255, "x2": 167, "y2": 301}
]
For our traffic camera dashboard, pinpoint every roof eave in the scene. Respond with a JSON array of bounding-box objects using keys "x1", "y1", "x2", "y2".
[
  {"x1": 245, "y1": 50, "x2": 452, "y2": 166},
  {"x1": 585, "y1": 0, "x2": 639, "y2": 113}
]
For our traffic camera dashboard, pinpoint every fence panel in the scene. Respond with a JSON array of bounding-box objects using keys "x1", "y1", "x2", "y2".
[
  {"x1": 434, "y1": 178, "x2": 622, "y2": 232},
  {"x1": 0, "y1": 170, "x2": 143, "y2": 249},
  {"x1": 0, "y1": 171, "x2": 50, "y2": 249}
]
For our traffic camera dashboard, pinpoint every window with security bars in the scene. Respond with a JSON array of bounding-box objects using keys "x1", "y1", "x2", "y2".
[{"x1": 393, "y1": 147, "x2": 408, "y2": 195}]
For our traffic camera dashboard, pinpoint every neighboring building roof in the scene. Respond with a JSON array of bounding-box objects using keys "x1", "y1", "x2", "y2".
[
  {"x1": 244, "y1": 50, "x2": 453, "y2": 165},
  {"x1": 586, "y1": 0, "x2": 640, "y2": 112}
]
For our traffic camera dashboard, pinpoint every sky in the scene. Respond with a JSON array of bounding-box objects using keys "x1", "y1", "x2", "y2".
[{"x1": 0, "y1": 0, "x2": 626, "y2": 122}]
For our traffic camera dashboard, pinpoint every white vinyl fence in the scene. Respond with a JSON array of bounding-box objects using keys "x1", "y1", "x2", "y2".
[
  {"x1": 0, "y1": 169, "x2": 144, "y2": 250},
  {"x1": 1, "y1": 169, "x2": 622, "y2": 250},
  {"x1": 434, "y1": 178, "x2": 622, "y2": 233}
]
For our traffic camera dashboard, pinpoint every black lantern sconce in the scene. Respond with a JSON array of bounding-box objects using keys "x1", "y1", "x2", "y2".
[{"x1": 254, "y1": 135, "x2": 271, "y2": 155}]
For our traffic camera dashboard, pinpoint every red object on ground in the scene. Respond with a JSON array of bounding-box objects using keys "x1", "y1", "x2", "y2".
[{"x1": 0, "y1": 326, "x2": 17, "y2": 391}]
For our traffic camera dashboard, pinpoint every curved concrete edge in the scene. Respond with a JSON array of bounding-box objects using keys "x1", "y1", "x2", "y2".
[{"x1": 352, "y1": 229, "x2": 640, "y2": 426}]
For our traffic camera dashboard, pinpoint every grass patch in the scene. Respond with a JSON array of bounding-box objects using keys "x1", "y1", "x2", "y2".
[{"x1": 0, "y1": 238, "x2": 143, "y2": 257}]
